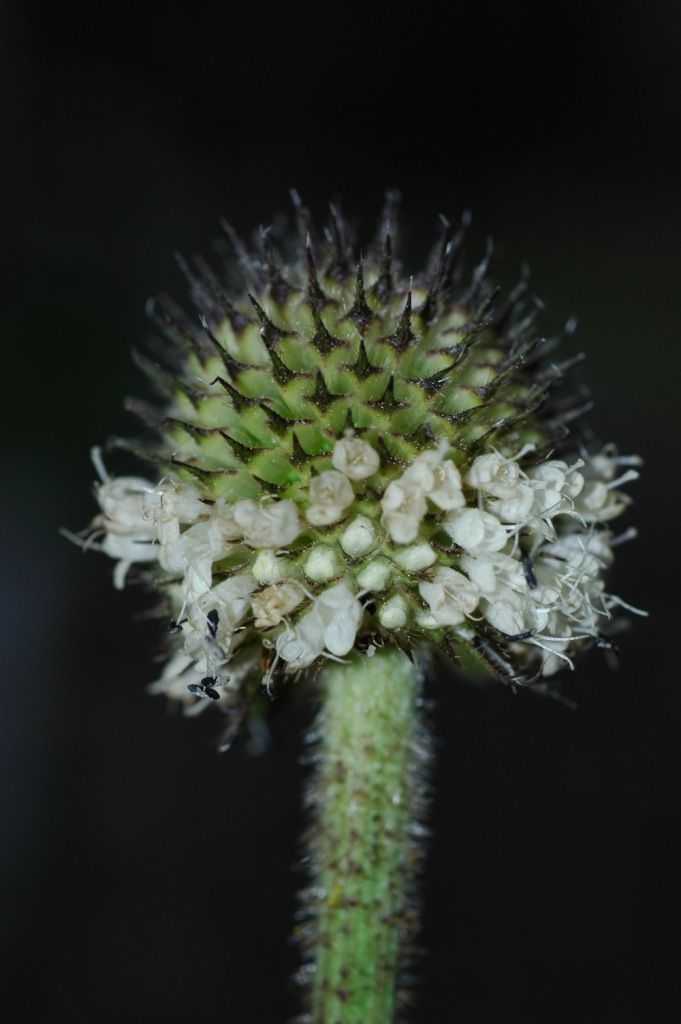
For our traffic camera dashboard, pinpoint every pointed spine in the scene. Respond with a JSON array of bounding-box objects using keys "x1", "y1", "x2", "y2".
[
  {"x1": 260, "y1": 226, "x2": 293, "y2": 304},
  {"x1": 310, "y1": 302, "x2": 345, "y2": 354},
  {"x1": 387, "y1": 290, "x2": 414, "y2": 353},
  {"x1": 345, "y1": 260, "x2": 375, "y2": 330},
  {"x1": 249, "y1": 293, "x2": 286, "y2": 350},
  {"x1": 372, "y1": 233, "x2": 394, "y2": 301},
  {"x1": 211, "y1": 375, "x2": 259, "y2": 413},
  {"x1": 310, "y1": 370, "x2": 335, "y2": 411},
  {"x1": 349, "y1": 339, "x2": 382, "y2": 380},
  {"x1": 305, "y1": 236, "x2": 328, "y2": 308}
]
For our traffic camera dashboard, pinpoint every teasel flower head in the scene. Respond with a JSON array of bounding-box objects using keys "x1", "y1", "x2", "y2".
[{"x1": 69, "y1": 194, "x2": 644, "y2": 742}]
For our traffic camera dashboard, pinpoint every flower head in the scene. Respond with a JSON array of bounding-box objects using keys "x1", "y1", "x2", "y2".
[{"x1": 71, "y1": 198, "x2": 644, "y2": 734}]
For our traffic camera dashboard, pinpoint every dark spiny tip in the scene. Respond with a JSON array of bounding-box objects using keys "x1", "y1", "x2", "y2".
[
  {"x1": 259, "y1": 226, "x2": 292, "y2": 304},
  {"x1": 305, "y1": 236, "x2": 327, "y2": 308},
  {"x1": 290, "y1": 431, "x2": 308, "y2": 467},
  {"x1": 192, "y1": 255, "x2": 250, "y2": 330},
  {"x1": 374, "y1": 434, "x2": 402, "y2": 466},
  {"x1": 346, "y1": 259, "x2": 375, "y2": 330},
  {"x1": 220, "y1": 218, "x2": 260, "y2": 288},
  {"x1": 413, "y1": 364, "x2": 456, "y2": 394},
  {"x1": 349, "y1": 338, "x2": 381, "y2": 380},
  {"x1": 326, "y1": 201, "x2": 350, "y2": 279},
  {"x1": 372, "y1": 374, "x2": 402, "y2": 411},
  {"x1": 248, "y1": 293, "x2": 284, "y2": 348},
  {"x1": 310, "y1": 369, "x2": 334, "y2": 410},
  {"x1": 420, "y1": 224, "x2": 455, "y2": 324},
  {"x1": 268, "y1": 346, "x2": 298, "y2": 385},
  {"x1": 219, "y1": 431, "x2": 259, "y2": 463},
  {"x1": 258, "y1": 401, "x2": 293, "y2": 436},
  {"x1": 198, "y1": 314, "x2": 249, "y2": 376},
  {"x1": 310, "y1": 303, "x2": 345, "y2": 354},
  {"x1": 211, "y1": 375, "x2": 257, "y2": 413},
  {"x1": 372, "y1": 232, "x2": 393, "y2": 300},
  {"x1": 146, "y1": 294, "x2": 205, "y2": 357},
  {"x1": 388, "y1": 289, "x2": 414, "y2": 352}
]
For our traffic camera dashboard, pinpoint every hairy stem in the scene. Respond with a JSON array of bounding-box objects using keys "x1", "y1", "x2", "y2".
[{"x1": 297, "y1": 648, "x2": 430, "y2": 1024}]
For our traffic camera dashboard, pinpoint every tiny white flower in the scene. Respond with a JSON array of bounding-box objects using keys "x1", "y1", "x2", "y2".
[
  {"x1": 233, "y1": 498, "x2": 302, "y2": 547},
  {"x1": 160, "y1": 518, "x2": 235, "y2": 604},
  {"x1": 251, "y1": 581, "x2": 304, "y2": 629},
  {"x1": 148, "y1": 650, "x2": 206, "y2": 710},
  {"x1": 276, "y1": 581, "x2": 363, "y2": 665},
  {"x1": 378, "y1": 594, "x2": 408, "y2": 629},
  {"x1": 182, "y1": 572, "x2": 258, "y2": 671},
  {"x1": 191, "y1": 572, "x2": 257, "y2": 636},
  {"x1": 340, "y1": 516, "x2": 376, "y2": 558},
  {"x1": 309, "y1": 581, "x2": 364, "y2": 656},
  {"x1": 445, "y1": 508, "x2": 508, "y2": 553},
  {"x1": 466, "y1": 452, "x2": 522, "y2": 499},
  {"x1": 484, "y1": 588, "x2": 532, "y2": 636},
  {"x1": 95, "y1": 475, "x2": 155, "y2": 536},
  {"x1": 210, "y1": 499, "x2": 247, "y2": 541},
  {"x1": 526, "y1": 459, "x2": 585, "y2": 522},
  {"x1": 581, "y1": 446, "x2": 641, "y2": 482},
  {"x1": 275, "y1": 625, "x2": 320, "y2": 671},
  {"x1": 488, "y1": 483, "x2": 535, "y2": 524},
  {"x1": 404, "y1": 445, "x2": 465, "y2": 510},
  {"x1": 306, "y1": 471, "x2": 355, "y2": 526},
  {"x1": 458, "y1": 553, "x2": 499, "y2": 596},
  {"x1": 458, "y1": 552, "x2": 526, "y2": 598},
  {"x1": 356, "y1": 558, "x2": 392, "y2": 592},
  {"x1": 419, "y1": 566, "x2": 480, "y2": 626},
  {"x1": 574, "y1": 480, "x2": 632, "y2": 522},
  {"x1": 381, "y1": 479, "x2": 428, "y2": 544},
  {"x1": 305, "y1": 545, "x2": 341, "y2": 581},
  {"x1": 142, "y1": 480, "x2": 206, "y2": 527},
  {"x1": 332, "y1": 437, "x2": 380, "y2": 480},
  {"x1": 251, "y1": 549, "x2": 285, "y2": 584},
  {"x1": 393, "y1": 543, "x2": 437, "y2": 571},
  {"x1": 540, "y1": 532, "x2": 613, "y2": 579},
  {"x1": 428, "y1": 460, "x2": 466, "y2": 511},
  {"x1": 101, "y1": 532, "x2": 158, "y2": 589}
]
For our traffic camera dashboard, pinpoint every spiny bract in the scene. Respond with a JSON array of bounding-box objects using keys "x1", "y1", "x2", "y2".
[{"x1": 74, "y1": 195, "x2": 642, "y2": 742}]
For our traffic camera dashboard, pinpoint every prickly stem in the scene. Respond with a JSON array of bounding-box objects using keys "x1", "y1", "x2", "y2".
[{"x1": 298, "y1": 648, "x2": 430, "y2": 1024}]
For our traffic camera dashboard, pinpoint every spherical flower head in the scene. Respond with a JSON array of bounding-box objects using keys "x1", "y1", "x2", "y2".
[{"x1": 72, "y1": 197, "x2": 645, "y2": 736}]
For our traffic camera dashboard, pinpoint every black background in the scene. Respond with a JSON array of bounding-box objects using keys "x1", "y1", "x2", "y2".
[{"x1": 2, "y1": 3, "x2": 680, "y2": 1021}]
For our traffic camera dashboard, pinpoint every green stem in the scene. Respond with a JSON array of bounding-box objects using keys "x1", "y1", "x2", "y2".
[{"x1": 297, "y1": 647, "x2": 429, "y2": 1024}]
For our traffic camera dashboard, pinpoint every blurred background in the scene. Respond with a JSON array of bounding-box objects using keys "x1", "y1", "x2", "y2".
[{"x1": 2, "y1": 2, "x2": 679, "y2": 1021}]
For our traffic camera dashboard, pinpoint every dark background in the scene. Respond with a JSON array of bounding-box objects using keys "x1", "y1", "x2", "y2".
[{"x1": 2, "y1": 2, "x2": 679, "y2": 1021}]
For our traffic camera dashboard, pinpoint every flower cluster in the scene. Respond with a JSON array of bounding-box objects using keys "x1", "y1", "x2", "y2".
[
  {"x1": 78, "y1": 432, "x2": 642, "y2": 717},
  {"x1": 71, "y1": 201, "x2": 644, "y2": 727}
]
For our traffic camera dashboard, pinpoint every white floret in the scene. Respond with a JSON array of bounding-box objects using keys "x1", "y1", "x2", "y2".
[
  {"x1": 340, "y1": 516, "x2": 376, "y2": 558},
  {"x1": 445, "y1": 508, "x2": 508, "y2": 553},
  {"x1": 378, "y1": 594, "x2": 408, "y2": 629},
  {"x1": 251, "y1": 581, "x2": 304, "y2": 629},
  {"x1": 381, "y1": 479, "x2": 428, "y2": 544},
  {"x1": 233, "y1": 498, "x2": 302, "y2": 547},
  {"x1": 332, "y1": 437, "x2": 380, "y2": 480},
  {"x1": 275, "y1": 581, "x2": 363, "y2": 667},
  {"x1": 251, "y1": 549, "x2": 285, "y2": 584},
  {"x1": 393, "y1": 543, "x2": 437, "y2": 571},
  {"x1": 306, "y1": 471, "x2": 355, "y2": 526},
  {"x1": 356, "y1": 558, "x2": 392, "y2": 591},
  {"x1": 419, "y1": 566, "x2": 480, "y2": 626},
  {"x1": 305, "y1": 546, "x2": 341, "y2": 581},
  {"x1": 467, "y1": 451, "x2": 523, "y2": 499}
]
